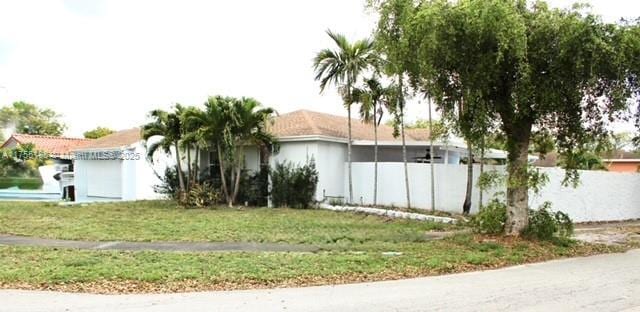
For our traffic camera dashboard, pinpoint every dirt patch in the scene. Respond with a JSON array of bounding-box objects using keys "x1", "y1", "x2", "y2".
[{"x1": 573, "y1": 221, "x2": 640, "y2": 247}]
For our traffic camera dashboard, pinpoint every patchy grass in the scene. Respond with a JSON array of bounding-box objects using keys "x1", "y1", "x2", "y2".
[
  {"x1": 0, "y1": 200, "x2": 451, "y2": 248},
  {"x1": 0, "y1": 200, "x2": 628, "y2": 293},
  {"x1": 0, "y1": 234, "x2": 623, "y2": 294}
]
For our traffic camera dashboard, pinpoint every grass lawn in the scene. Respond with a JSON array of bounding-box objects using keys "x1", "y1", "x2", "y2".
[
  {"x1": 0, "y1": 200, "x2": 625, "y2": 293},
  {"x1": 0, "y1": 200, "x2": 450, "y2": 246}
]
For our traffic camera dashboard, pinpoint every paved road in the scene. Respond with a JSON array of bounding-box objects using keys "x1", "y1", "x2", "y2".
[{"x1": 2, "y1": 249, "x2": 639, "y2": 312}]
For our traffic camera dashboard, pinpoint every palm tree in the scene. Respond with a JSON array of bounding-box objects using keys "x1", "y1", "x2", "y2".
[
  {"x1": 183, "y1": 96, "x2": 277, "y2": 207},
  {"x1": 142, "y1": 107, "x2": 186, "y2": 199},
  {"x1": 181, "y1": 106, "x2": 205, "y2": 186},
  {"x1": 354, "y1": 77, "x2": 392, "y2": 207},
  {"x1": 226, "y1": 98, "x2": 277, "y2": 204},
  {"x1": 384, "y1": 76, "x2": 411, "y2": 209},
  {"x1": 313, "y1": 30, "x2": 376, "y2": 204},
  {"x1": 182, "y1": 96, "x2": 230, "y2": 204}
]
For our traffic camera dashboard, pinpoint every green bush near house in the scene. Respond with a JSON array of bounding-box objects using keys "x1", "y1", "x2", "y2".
[
  {"x1": 270, "y1": 160, "x2": 319, "y2": 208},
  {"x1": 470, "y1": 199, "x2": 507, "y2": 235},
  {"x1": 523, "y1": 202, "x2": 574, "y2": 241},
  {"x1": 0, "y1": 177, "x2": 43, "y2": 190}
]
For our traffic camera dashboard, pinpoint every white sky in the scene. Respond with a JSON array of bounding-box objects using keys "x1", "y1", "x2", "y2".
[{"x1": 0, "y1": 0, "x2": 637, "y2": 137}]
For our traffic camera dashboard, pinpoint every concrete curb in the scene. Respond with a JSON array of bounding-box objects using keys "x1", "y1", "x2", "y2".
[{"x1": 318, "y1": 204, "x2": 457, "y2": 224}]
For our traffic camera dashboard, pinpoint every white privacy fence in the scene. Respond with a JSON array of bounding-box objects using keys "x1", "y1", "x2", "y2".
[{"x1": 346, "y1": 163, "x2": 640, "y2": 222}]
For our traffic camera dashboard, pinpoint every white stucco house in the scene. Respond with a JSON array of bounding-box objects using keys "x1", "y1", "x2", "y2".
[
  {"x1": 194, "y1": 110, "x2": 490, "y2": 202},
  {"x1": 73, "y1": 128, "x2": 166, "y2": 201},
  {"x1": 70, "y1": 110, "x2": 484, "y2": 203}
]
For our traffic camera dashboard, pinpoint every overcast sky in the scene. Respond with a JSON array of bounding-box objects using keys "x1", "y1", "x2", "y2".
[{"x1": 0, "y1": 0, "x2": 637, "y2": 137}]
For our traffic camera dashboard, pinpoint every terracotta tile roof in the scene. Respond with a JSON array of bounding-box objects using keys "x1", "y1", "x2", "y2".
[
  {"x1": 75, "y1": 128, "x2": 142, "y2": 151},
  {"x1": 269, "y1": 110, "x2": 430, "y2": 142},
  {"x1": 602, "y1": 150, "x2": 640, "y2": 160},
  {"x1": 1, "y1": 133, "x2": 92, "y2": 158}
]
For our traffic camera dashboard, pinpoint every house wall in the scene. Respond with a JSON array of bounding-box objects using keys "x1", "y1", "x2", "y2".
[
  {"x1": 132, "y1": 144, "x2": 165, "y2": 200},
  {"x1": 74, "y1": 143, "x2": 166, "y2": 202},
  {"x1": 73, "y1": 158, "x2": 89, "y2": 199},
  {"x1": 348, "y1": 163, "x2": 640, "y2": 222},
  {"x1": 244, "y1": 146, "x2": 261, "y2": 172},
  {"x1": 315, "y1": 141, "x2": 347, "y2": 201},
  {"x1": 270, "y1": 140, "x2": 347, "y2": 201},
  {"x1": 1, "y1": 137, "x2": 18, "y2": 149}
]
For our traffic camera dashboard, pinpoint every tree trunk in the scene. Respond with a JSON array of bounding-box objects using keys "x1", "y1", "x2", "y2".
[
  {"x1": 194, "y1": 146, "x2": 200, "y2": 184},
  {"x1": 347, "y1": 106, "x2": 353, "y2": 205},
  {"x1": 174, "y1": 142, "x2": 186, "y2": 201},
  {"x1": 217, "y1": 143, "x2": 232, "y2": 207},
  {"x1": 478, "y1": 136, "x2": 485, "y2": 209},
  {"x1": 428, "y1": 97, "x2": 435, "y2": 211},
  {"x1": 373, "y1": 102, "x2": 378, "y2": 207},
  {"x1": 505, "y1": 126, "x2": 532, "y2": 235},
  {"x1": 231, "y1": 147, "x2": 244, "y2": 205},
  {"x1": 462, "y1": 140, "x2": 473, "y2": 215},
  {"x1": 398, "y1": 74, "x2": 410, "y2": 209},
  {"x1": 232, "y1": 166, "x2": 242, "y2": 205},
  {"x1": 186, "y1": 144, "x2": 192, "y2": 192}
]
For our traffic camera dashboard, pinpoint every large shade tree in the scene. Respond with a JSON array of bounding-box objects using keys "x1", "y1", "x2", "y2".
[
  {"x1": 313, "y1": 30, "x2": 377, "y2": 204},
  {"x1": 83, "y1": 127, "x2": 114, "y2": 139},
  {"x1": 373, "y1": 0, "x2": 640, "y2": 234},
  {"x1": 0, "y1": 101, "x2": 66, "y2": 138}
]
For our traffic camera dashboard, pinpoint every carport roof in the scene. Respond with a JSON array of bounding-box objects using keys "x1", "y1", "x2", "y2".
[{"x1": 74, "y1": 128, "x2": 141, "y2": 151}]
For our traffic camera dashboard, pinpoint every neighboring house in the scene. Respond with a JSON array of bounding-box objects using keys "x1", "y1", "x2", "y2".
[
  {"x1": 73, "y1": 128, "x2": 166, "y2": 201},
  {"x1": 1, "y1": 133, "x2": 92, "y2": 165},
  {"x1": 532, "y1": 152, "x2": 560, "y2": 168},
  {"x1": 603, "y1": 151, "x2": 640, "y2": 173},
  {"x1": 533, "y1": 150, "x2": 640, "y2": 173}
]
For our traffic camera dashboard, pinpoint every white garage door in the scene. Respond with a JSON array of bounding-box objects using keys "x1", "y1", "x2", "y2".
[{"x1": 87, "y1": 160, "x2": 123, "y2": 198}]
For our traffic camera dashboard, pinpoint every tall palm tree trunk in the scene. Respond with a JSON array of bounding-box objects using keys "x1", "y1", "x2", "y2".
[
  {"x1": 373, "y1": 104, "x2": 378, "y2": 207},
  {"x1": 462, "y1": 140, "x2": 473, "y2": 215},
  {"x1": 478, "y1": 136, "x2": 485, "y2": 209},
  {"x1": 174, "y1": 142, "x2": 186, "y2": 201},
  {"x1": 428, "y1": 97, "x2": 435, "y2": 211},
  {"x1": 398, "y1": 75, "x2": 410, "y2": 209},
  {"x1": 346, "y1": 79, "x2": 354, "y2": 205},
  {"x1": 231, "y1": 147, "x2": 244, "y2": 205},
  {"x1": 186, "y1": 144, "x2": 192, "y2": 192},
  {"x1": 194, "y1": 146, "x2": 200, "y2": 184},
  {"x1": 347, "y1": 107, "x2": 353, "y2": 205}
]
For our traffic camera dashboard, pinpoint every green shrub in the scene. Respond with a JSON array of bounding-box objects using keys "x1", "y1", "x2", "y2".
[
  {"x1": 238, "y1": 166, "x2": 269, "y2": 206},
  {"x1": 154, "y1": 166, "x2": 180, "y2": 199},
  {"x1": 0, "y1": 144, "x2": 48, "y2": 178},
  {"x1": 271, "y1": 160, "x2": 319, "y2": 209},
  {"x1": 0, "y1": 177, "x2": 43, "y2": 190},
  {"x1": 471, "y1": 199, "x2": 507, "y2": 234},
  {"x1": 523, "y1": 202, "x2": 574, "y2": 241},
  {"x1": 186, "y1": 182, "x2": 220, "y2": 208}
]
